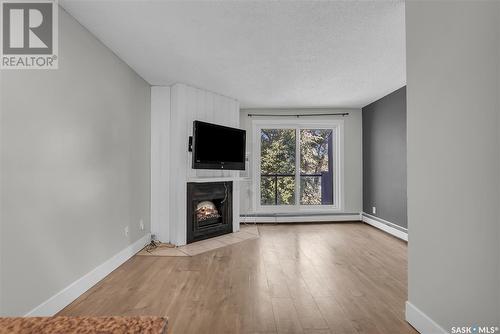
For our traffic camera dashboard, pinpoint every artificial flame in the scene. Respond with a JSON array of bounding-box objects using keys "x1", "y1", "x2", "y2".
[{"x1": 196, "y1": 201, "x2": 221, "y2": 221}]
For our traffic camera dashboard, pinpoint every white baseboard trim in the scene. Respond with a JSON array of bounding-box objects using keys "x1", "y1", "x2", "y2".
[
  {"x1": 241, "y1": 214, "x2": 361, "y2": 223},
  {"x1": 25, "y1": 233, "x2": 151, "y2": 317},
  {"x1": 361, "y1": 213, "x2": 408, "y2": 241},
  {"x1": 406, "y1": 301, "x2": 448, "y2": 334}
]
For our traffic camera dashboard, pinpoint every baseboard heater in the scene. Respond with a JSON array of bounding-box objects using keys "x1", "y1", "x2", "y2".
[
  {"x1": 241, "y1": 212, "x2": 359, "y2": 217},
  {"x1": 361, "y1": 213, "x2": 408, "y2": 241},
  {"x1": 361, "y1": 213, "x2": 407, "y2": 233},
  {"x1": 240, "y1": 212, "x2": 361, "y2": 223}
]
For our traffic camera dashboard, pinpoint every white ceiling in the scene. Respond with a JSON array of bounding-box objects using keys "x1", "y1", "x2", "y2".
[{"x1": 60, "y1": 0, "x2": 406, "y2": 108}]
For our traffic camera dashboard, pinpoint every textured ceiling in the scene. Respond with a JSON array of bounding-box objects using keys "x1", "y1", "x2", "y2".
[{"x1": 60, "y1": 0, "x2": 406, "y2": 108}]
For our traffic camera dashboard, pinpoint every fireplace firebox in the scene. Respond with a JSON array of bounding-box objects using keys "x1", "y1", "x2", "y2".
[{"x1": 187, "y1": 182, "x2": 233, "y2": 244}]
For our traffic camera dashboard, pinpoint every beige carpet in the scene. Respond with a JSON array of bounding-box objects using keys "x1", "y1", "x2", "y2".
[{"x1": 137, "y1": 225, "x2": 259, "y2": 257}]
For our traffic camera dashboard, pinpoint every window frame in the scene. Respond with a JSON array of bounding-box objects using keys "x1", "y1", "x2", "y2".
[{"x1": 252, "y1": 119, "x2": 344, "y2": 214}]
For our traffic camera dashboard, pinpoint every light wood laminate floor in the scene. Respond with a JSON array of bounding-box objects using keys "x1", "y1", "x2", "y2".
[{"x1": 60, "y1": 223, "x2": 418, "y2": 334}]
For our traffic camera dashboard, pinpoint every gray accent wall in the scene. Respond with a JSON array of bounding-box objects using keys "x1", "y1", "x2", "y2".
[
  {"x1": 0, "y1": 8, "x2": 151, "y2": 316},
  {"x1": 362, "y1": 86, "x2": 407, "y2": 228}
]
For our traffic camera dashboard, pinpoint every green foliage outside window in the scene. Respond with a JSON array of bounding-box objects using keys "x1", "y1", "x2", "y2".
[
  {"x1": 260, "y1": 129, "x2": 295, "y2": 205},
  {"x1": 300, "y1": 129, "x2": 332, "y2": 205}
]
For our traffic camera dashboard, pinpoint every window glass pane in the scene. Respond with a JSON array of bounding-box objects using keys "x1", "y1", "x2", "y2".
[
  {"x1": 277, "y1": 176, "x2": 295, "y2": 205},
  {"x1": 260, "y1": 176, "x2": 276, "y2": 205},
  {"x1": 300, "y1": 129, "x2": 334, "y2": 205},
  {"x1": 260, "y1": 129, "x2": 296, "y2": 205}
]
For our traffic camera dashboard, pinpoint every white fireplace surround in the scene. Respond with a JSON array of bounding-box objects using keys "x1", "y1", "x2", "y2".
[{"x1": 151, "y1": 83, "x2": 241, "y2": 246}]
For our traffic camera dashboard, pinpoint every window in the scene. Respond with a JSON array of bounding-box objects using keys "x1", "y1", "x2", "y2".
[
  {"x1": 260, "y1": 129, "x2": 296, "y2": 205},
  {"x1": 253, "y1": 120, "x2": 343, "y2": 212},
  {"x1": 300, "y1": 129, "x2": 334, "y2": 205}
]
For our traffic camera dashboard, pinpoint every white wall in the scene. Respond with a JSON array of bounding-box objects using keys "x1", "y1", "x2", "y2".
[
  {"x1": 239, "y1": 108, "x2": 362, "y2": 215},
  {"x1": 151, "y1": 83, "x2": 241, "y2": 245},
  {"x1": 0, "y1": 8, "x2": 151, "y2": 316},
  {"x1": 406, "y1": 1, "x2": 500, "y2": 332}
]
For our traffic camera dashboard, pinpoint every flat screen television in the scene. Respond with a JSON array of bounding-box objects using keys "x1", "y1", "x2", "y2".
[{"x1": 192, "y1": 120, "x2": 246, "y2": 170}]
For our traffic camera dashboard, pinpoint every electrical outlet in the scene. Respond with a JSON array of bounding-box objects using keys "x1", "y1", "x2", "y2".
[
  {"x1": 124, "y1": 226, "x2": 129, "y2": 237},
  {"x1": 139, "y1": 219, "x2": 144, "y2": 231},
  {"x1": 372, "y1": 206, "x2": 376, "y2": 215}
]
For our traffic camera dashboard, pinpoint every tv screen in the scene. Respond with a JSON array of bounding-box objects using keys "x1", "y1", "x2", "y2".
[{"x1": 192, "y1": 121, "x2": 246, "y2": 170}]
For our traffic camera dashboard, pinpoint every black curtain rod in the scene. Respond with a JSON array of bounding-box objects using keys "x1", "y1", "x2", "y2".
[{"x1": 247, "y1": 113, "x2": 349, "y2": 118}]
